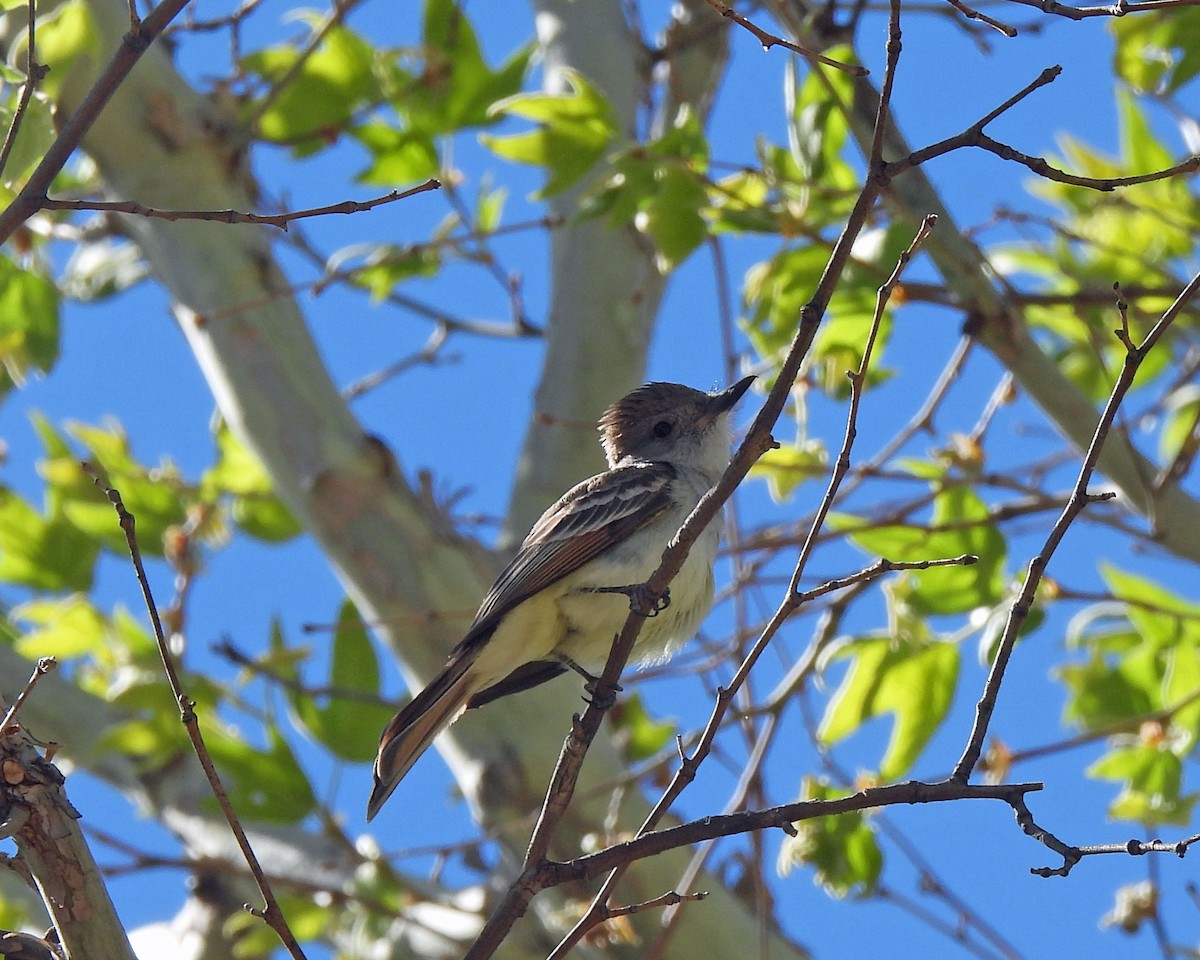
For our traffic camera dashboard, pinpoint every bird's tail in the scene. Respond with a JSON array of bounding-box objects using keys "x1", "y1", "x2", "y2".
[{"x1": 368, "y1": 655, "x2": 476, "y2": 821}]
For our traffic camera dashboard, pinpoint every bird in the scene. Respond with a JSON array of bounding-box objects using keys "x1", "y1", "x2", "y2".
[{"x1": 367, "y1": 376, "x2": 754, "y2": 820}]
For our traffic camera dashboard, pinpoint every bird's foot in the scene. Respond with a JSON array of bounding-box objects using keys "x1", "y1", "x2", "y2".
[
  {"x1": 587, "y1": 584, "x2": 671, "y2": 618},
  {"x1": 556, "y1": 655, "x2": 622, "y2": 709}
]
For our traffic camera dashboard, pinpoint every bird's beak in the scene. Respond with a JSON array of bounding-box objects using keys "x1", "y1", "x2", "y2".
[{"x1": 709, "y1": 375, "x2": 755, "y2": 414}]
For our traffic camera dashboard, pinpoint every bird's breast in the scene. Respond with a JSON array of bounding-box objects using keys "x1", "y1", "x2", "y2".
[{"x1": 553, "y1": 521, "x2": 719, "y2": 669}]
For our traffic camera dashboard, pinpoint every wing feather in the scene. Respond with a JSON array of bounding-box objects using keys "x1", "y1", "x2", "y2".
[{"x1": 463, "y1": 460, "x2": 675, "y2": 649}]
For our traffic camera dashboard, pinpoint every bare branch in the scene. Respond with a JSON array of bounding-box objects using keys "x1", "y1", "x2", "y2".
[
  {"x1": 890, "y1": 65, "x2": 1200, "y2": 190},
  {"x1": 702, "y1": 0, "x2": 869, "y2": 74},
  {"x1": 83, "y1": 468, "x2": 310, "y2": 960},
  {"x1": 1000, "y1": 0, "x2": 1200, "y2": 20},
  {"x1": 952, "y1": 271, "x2": 1200, "y2": 782},
  {"x1": 0, "y1": 658, "x2": 57, "y2": 733},
  {"x1": 0, "y1": 0, "x2": 193, "y2": 243},
  {"x1": 944, "y1": 0, "x2": 1019, "y2": 36},
  {"x1": 42, "y1": 179, "x2": 441, "y2": 231},
  {"x1": 0, "y1": 0, "x2": 49, "y2": 181}
]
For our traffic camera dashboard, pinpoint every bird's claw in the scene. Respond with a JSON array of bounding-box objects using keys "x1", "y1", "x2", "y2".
[
  {"x1": 555, "y1": 655, "x2": 623, "y2": 708},
  {"x1": 583, "y1": 676, "x2": 621, "y2": 710},
  {"x1": 587, "y1": 584, "x2": 671, "y2": 617}
]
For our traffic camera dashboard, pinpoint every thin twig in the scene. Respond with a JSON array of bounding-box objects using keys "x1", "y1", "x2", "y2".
[
  {"x1": 552, "y1": 207, "x2": 943, "y2": 955},
  {"x1": 0, "y1": 658, "x2": 57, "y2": 732},
  {"x1": 342, "y1": 326, "x2": 457, "y2": 399},
  {"x1": 43, "y1": 180, "x2": 441, "y2": 231},
  {"x1": 0, "y1": 0, "x2": 49, "y2": 181},
  {"x1": 891, "y1": 65, "x2": 1200, "y2": 191},
  {"x1": 703, "y1": 0, "x2": 868, "y2": 74},
  {"x1": 945, "y1": 0, "x2": 1019, "y2": 35},
  {"x1": 84, "y1": 467, "x2": 309, "y2": 960},
  {"x1": 1002, "y1": 686, "x2": 1200, "y2": 768},
  {"x1": 952, "y1": 272, "x2": 1200, "y2": 784},
  {"x1": 999, "y1": 0, "x2": 1200, "y2": 21},
  {"x1": 556, "y1": 779, "x2": 1046, "y2": 880},
  {"x1": 0, "y1": 0, "x2": 194, "y2": 243}
]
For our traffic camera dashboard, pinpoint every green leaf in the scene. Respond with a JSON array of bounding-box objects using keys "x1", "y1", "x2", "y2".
[
  {"x1": 1101, "y1": 564, "x2": 1200, "y2": 652},
  {"x1": 743, "y1": 244, "x2": 830, "y2": 363},
  {"x1": 30, "y1": 0, "x2": 100, "y2": 99},
  {"x1": 480, "y1": 69, "x2": 617, "y2": 198},
  {"x1": 1117, "y1": 88, "x2": 1172, "y2": 175},
  {"x1": 1058, "y1": 644, "x2": 1161, "y2": 730},
  {"x1": 1113, "y1": 9, "x2": 1200, "y2": 94},
  {"x1": 203, "y1": 724, "x2": 316, "y2": 824},
  {"x1": 0, "y1": 255, "x2": 59, "y2": 387},
  {"x1": 60, "y1": 239, "x2": 148, "y2": 302},
  {"x1": 339, "y1": 242, "x2": 443, "y2": 300},
  {"x1": 638, "y1": 166, "x2": 708, "y2": 269},
  {"x1": 818, "y1": 619, "x2": 959, "y2": 779},
  {"x1": 613, "y1": 693, "x2": 676, "y2": 762},
  {"x1": 1163, "y1": 635, "x2": 1200, "y2": 750},
  {"x1": 476, "y1": 183, "x2": 507, "y2": 233},
  {"x1": 244, "y1": 23, "x2": 378, "y2": 147},
  {"x1": 777, "y1": 777, "x2": 882, "y2": 897},
  {"x1": 203, "y1": 424, "x2": 301, "y2": 542},
  {"x1": 203, "y1": 422, "x2": 272, "y2": 497},
  {"x1": 99, "y1": 716, "x2": 182, "y2": 768},
  {"x1": 1158, "y1": 385, "x2": 1200, "y2": 465},
  {"x1": 749, "y1": 440, "x2": 828, "y2": 502},
  {"x1": 0, "y1": 487, "x2": 97, "y2": 590},
  {"x1": 12, "y1": 594, "x2": 106, "y2": 658},
  {"x1": 831, "y1": 486, "x2": 1005, "y2": 615},
  {"x1": 232, "y1": 494, "x2": 303, "y2": 542},
  {"x1": 287, "y1": 605, "x2": 394, "y2": 764},
  {"x1": 0, "y1": 89, "x2": 55, "y2": 187},
  {"x1": 354, "y1": 123, "x2": 440, "y2": 187},
  {"x1": 1089, "y1": 743, "x2": 1196, "y2": 826},
  {"x1": 52, "y1": 421, "x2": 188, "y2": 556},
  {"x1": 786, "y1": 49, "x2": 859, "y2": 197},
  {"x1": 394, "y1": 0, "x2": 533, "y2": 135}
]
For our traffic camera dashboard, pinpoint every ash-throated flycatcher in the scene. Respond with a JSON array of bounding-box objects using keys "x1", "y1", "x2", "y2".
[{"x1": 368, "y1": 376, "x2": 754, "y2": 820}]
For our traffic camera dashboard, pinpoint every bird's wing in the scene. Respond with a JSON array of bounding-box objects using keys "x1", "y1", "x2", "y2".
[{"x1": 462, "y1": 460, "x2": 677, "y2": 649}]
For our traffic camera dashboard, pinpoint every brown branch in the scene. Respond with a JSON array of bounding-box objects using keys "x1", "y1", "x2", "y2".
[
  {"x1": 342, "y1": 326, "x2": 457, "y2": 399},
  {"x1": 0, "y1": 0, "x2": 193, "y2": 243},
  {"x1": 0, "y1": 658, "x2": 57, "y2": 733},
  {"x1": 607, "y1": 890, "x2": 709, "y2": 921},
  {"x1": 42, "y1": 179, "x2": 442, "y2": 231},
  {"x1": 973, "y1": 133, "x2": 1200, "y2": 191},
  {"x1": 465, "y1": 90, "x2": 894, "y2": 960},
  {"x1": 952, "y1": 272, "x2": 1200, "y2": 782},
  {"x1": 889, "y1": 65, "x2": 1200, "y2": 191},
  {"x1": 891, "y1": 65, "x2": 1063, "y2": 174},
  {"x1": 83, "y1": 468, "x2": 310, "y2": 960},
  {"x1": 944, "y1": 0, "x2": 1019, "y2": 36},
  {"x1": 555, "y1": 780, "x2": 1046, "y2": 880},
  {"x1": 999, "y1": 0, "x2": 1200, "y2": 20},
  {"x1": 550, "y1": 204, "x2": 945, "y2": 956},
  {"x1": 1, "y1": 717, "x2": 137, "y2": 959},
  {"x1": 703, "y1": 0, "x2": 868, "y2": 74}
]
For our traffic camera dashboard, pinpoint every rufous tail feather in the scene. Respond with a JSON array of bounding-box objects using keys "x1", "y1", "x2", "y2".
[{"x1": 367, "y1": 658, "x2": 476, "y2": 821}]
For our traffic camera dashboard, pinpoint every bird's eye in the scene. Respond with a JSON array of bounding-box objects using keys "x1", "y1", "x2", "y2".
[{"x1": 653, "y1": 420, "x2": 673, "y2": 438}]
